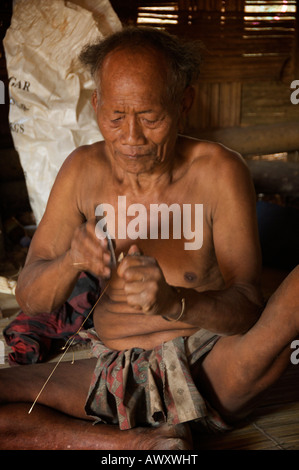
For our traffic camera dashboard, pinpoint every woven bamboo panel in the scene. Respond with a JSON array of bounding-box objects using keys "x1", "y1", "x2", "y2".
[
  {"x1": 196, "y1": 402, "x2": 299, "y2": 450},
  {"x1": 136, "y1": 0, "x2": 297, "y2": 82}
]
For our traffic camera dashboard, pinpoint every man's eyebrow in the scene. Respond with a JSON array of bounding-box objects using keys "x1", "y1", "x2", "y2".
[
  {"x1": 138, "y1": 110, "x2": 155, "y2": 115},
  {"x1": 112, "y1": 109, "x2": 155, "y2": 115}
]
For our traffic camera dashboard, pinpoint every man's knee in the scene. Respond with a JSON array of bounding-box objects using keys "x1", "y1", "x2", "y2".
[{"x1": 200, "y1": 336, "x2": 255, "y2": 414}]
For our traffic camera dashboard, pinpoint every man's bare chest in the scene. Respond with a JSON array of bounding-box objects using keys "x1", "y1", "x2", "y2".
[{"x1": 80, "y1": 183, "x2": 222, "y2": 289}]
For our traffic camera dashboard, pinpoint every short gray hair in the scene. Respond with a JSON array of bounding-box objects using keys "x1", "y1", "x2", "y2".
[{"x1": 79, "y1": 26, "x2": 203, "y2": 102}]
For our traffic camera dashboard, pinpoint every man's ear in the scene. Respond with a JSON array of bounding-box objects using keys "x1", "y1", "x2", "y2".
[
  {"x1": 92, "y1": 89, "x2": 98, "y2": 112},
  {"x1": 181, "y1": 86, "x2": 195, "y2": 115}
]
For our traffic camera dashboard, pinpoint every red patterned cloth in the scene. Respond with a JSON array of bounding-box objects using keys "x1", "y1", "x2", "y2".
[
  {"x1": 82, "y1": 328, "x2": 231, "y2": 432},
  {"x1": 3, "y1": 272, "x2": 100, "y2": 365}
]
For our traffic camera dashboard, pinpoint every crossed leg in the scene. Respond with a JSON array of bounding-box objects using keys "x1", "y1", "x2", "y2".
[
  {"x1": 0, "y1": 359, "x2": 192, "y2": 450},
  {"x1": 0, "y1": 265, "x2": 298, "y2": 449},
  {"x1": 198, "y1": 265, "x2": 299, "y2": 422}
]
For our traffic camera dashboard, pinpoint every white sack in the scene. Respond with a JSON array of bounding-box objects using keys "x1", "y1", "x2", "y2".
[{"x1": 3, "y1": 0, "x2": 121, "y2": 223}]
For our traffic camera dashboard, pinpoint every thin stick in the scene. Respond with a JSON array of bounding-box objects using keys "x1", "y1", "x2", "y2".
[
  {"x1": 28, "y1": 339, "x2": 74, "y2": 414},
  {"x1": 28, "y1": 280, "x2": 111, "y2": 414}
]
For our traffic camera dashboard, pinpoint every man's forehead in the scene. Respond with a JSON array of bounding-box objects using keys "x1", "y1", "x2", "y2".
[
  {"x1": 96, "y1": 48, "x2": 170, "y2": 104},
  {"x1": 98, "y1": 46, "x2": 169, "y2": 82},
  {"x1": 105, "y1": 45, "x2": 166, "y2": 64}
]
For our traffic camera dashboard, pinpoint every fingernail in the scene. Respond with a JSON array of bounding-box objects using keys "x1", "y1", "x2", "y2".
[
  {"x1": 100, "y1": 238, "x2": 108, "y2": 248},
  {"x1": 103, "y1": 267, "x2": 111, "y2": 278},
  {"x1": 104, "y1": 253, "x2": 111, "y2": 263}
]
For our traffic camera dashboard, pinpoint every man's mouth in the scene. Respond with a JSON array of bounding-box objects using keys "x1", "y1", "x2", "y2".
[
  {"x1": 120, "y1": 152, "x2": 150, "y2": 160},
  {"x1": 126, "y1": 154, "x2": 146, "y2": 159}
]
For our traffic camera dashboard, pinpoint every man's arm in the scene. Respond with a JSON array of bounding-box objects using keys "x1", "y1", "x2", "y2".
[
  {"x1": 16, "y1": 148, "x2": 111, "y2": 316},
  {"x1": 118, "y1": 146, "x2": 263, "y2": 335},
  {"x1": 181, "y1": 145, "x2": 263, "y2": 334}
]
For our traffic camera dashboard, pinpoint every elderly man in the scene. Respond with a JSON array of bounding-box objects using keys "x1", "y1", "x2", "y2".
[{"x1": 0, "y1": 27, "x2": 298, "y2": 450}]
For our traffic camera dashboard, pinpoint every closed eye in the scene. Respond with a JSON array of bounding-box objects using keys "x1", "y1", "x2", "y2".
[
  {"x1": 144, "y1": 118, "x2": 158, "y2": 123},
  {"x1": 110, "y1": 116, "x2": 124, "y2": 126},
  {"x1": 143, "y1": 118, "x2": 161, "y2": 127}
]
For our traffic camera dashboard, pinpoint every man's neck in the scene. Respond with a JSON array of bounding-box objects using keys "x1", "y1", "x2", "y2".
[
  {"x1": 107, "y1": 153, "x2": 180, "y2": 198},
  {"x1": 117, "y1": 164, "x2": 174, "y2": 195}
]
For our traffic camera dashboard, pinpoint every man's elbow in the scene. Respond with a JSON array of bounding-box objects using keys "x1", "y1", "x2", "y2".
[
  {"x1": 15, "y1": 284, "x2": 33, "y2": 316},
  {"x1": 15, "y1": 283, "x2": 49, "y2": 316},
  {"x1": 243, "y1": 301, "x2": 263, "y2": 333},
  {"x1": 235, "y1": 284, "x2": 264, "y2": 333}
]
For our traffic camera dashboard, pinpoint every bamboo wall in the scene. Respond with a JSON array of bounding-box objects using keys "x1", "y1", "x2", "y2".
[
  {"x1": 1, "y1": 0, "x2": 299, "y2": 218},
  {"x1": 112, "y1": 0, "x2": 299, "y2": 160}
]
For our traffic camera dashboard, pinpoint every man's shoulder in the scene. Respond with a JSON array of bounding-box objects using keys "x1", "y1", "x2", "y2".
[
  {"x1": 181, "y1": 136, "x2": 249, "y2": 178},
  {"x1": 63, "y1": 141, "x2": 106, "y2": 169},
  {"x1": 182, "y1": 136, "x2": 241, "y2": 163},
  {"x1": 55, "y1": 141, "x2": 107, "y2": 184}
]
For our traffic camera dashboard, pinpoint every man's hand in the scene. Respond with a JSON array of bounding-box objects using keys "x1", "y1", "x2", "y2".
[
  {"x1": 68, "y1": 219, "x2": 112, "y2": 279},
  {"x1": 117, "y1": 245, "x2": 178, "y2": 316}
]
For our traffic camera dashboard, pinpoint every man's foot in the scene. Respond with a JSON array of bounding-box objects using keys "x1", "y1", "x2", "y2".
[{"x1": 133, "y1": 422, "x2": 193, "y2": 450}]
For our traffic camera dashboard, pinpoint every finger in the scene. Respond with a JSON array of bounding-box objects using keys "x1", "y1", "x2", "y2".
[
  {"x1": 126, "y1": 281, "x2": 158, "y2": 312},
  {"x1": 126, "y1": 291, "x2": 153, "y2": 312},
  {"x1": 107, "y1": 290, "x2": 127, "y2": 302},
  {"x1": 117, "y1": 257, "x2": 141, "y2": 277},
  {"x1": 87, "y1": 223, "x2": 111, "y2": 260},
  {"x1": 127, "y1": 244, "x2": 142, "y2": 256},
  {"x1": 122, "y1": 263, "x2": 162, "y2": 286},
  {"x1": 83, "y1": 241, "x2": 111, "y2": 271},
  {"x1": 71, "y1": 239, "x2": 111, "y2": 276},
  {"x1": 117, "y1": 244, "x2": 143, "y2": 274},
  {"x1": 101, "y1": 299, "x2": 143, "y2": 314},
  {"x1": 77, "y1": 222, "x2": 109, "y2": 255},
  {"x1": 118, "y1": 256, "x2": 156, "y2": 280},
  {"x1": 122, "y1": 267, "x2": 149, "y2": 283},
  {"x1": 123, "y1": 279, "x2": 146, "y2": 295},
  {"x1": 85, "y1": 218, "x2": 110, "y2": 252}
]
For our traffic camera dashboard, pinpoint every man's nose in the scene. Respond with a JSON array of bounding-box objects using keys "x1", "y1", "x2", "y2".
[{"x1": 121, "y1": 116, "x2": 147, "y2": 146}]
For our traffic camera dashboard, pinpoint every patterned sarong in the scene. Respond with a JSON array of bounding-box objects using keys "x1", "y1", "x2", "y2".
[{"x1": 82, "y1": 328, "x2": 231, "y2": 432}]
